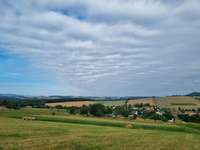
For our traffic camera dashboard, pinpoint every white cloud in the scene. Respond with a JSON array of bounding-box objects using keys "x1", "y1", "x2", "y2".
[{"x1": 0, "y1": 0, "x2": 200, "y2": 96}]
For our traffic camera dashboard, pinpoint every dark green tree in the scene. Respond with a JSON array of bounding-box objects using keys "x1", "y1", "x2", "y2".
[
  {"x1": 89, "y1": 103, "x2": 105, "y2": 117},
  {"x1": 80, "y1": 105, "x2": 89, "y2": 115}
]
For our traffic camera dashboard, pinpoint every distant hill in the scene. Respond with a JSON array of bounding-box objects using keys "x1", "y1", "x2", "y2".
[
  {"x1": 0, "y1": 94, "x2": 28, "y2": 100},
  {"x1": 1, "y1": 93, "x2": 200, "y2": 109},
  {"x1": 186, "y1": 92, "x2": 200, "y2": 96},
  {"x1": 0, "y1": 94, "x2": 151, "y2": 101}
]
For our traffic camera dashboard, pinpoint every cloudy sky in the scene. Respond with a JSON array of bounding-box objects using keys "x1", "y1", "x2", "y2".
[{"x1": 0, "y1": 0, "x2": 200, "y2": 96}]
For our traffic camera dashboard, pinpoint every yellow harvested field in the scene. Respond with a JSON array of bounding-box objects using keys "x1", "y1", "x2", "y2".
[
  {"x1": 127, "y1": 98, "x2": 157, "y2": 106},
  {"x1": 46, "y1": 101, "x2": 97, "y2": 107},
  {"x1": 46, "y1": 96, "x2": 200, "y2": 109}
]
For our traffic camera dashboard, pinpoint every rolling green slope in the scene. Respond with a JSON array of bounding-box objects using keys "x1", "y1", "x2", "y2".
[{"x1": 0, "y1": 108, "x2": 200, "y2": 150}]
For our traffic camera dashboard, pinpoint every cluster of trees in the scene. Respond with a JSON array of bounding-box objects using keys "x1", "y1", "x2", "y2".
[
  {"x1": 0, "y1": 98, "x2": 95, "y2": 109},
  {"x1": 55, "y1": 103, "x2": 175, "y2": 122},
  {"x1": 64, "y1": 104, "x2": 139, "y2": 117},
  {"x1": 64, "y1": 104, "x2": 113, "y2": 117},
  {"x1": 138, "y1": 106, "x2": 175, "y2": 122},
  {"x1": 178, "y1": 114, "x2": 200, "y2": 123},
  {"x1": 63, "y1": 104, "x2": 200, "y2": 123},
  {"x1": 0, "y1": 100, "x2": 46, "y2": 109},
  {"x1": 1, "y1": 99, "x2": 199, "y2": 123},
  {"x1": 177, "y1": 108, "x2": 200, "y2": 123}
]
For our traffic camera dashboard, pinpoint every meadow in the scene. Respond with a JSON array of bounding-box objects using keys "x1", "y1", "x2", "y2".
[{"x1": 0, "y1": 108, "x2": 200, "y2": 150}]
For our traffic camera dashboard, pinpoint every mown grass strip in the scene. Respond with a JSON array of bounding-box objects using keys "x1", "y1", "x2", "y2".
[
  {"x1": 35, "y1": 115, "x2": 125, "y2": 128},
  {"x1": 177, "y1": 123, "x2": 200, "y2": 131},
  {"x1": 10, "y1": 115, "x2": 200, "y2": 135},
  {"x1": 132, "y1": 123, "x2": 199, "y2": 134}
]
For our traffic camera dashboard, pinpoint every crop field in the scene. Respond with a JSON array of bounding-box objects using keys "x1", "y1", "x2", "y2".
[
  {"x1": 0, "y1": 108, "x2": 200, "y2": 150},
  {"x1": 127, "y1": 96, "x2": 200, "y2": 109},
  {"x1": 45, "y1": 96, "x2": 200, "y2": 110},
  {"x1": 97, "y1": 100, "x2": 126, "y2": 106},
  {"x1": 156, "y1": 96, "x2": 200, "y2": 109},
  {"x1": 127, "y1": 98, "x2": 157, "y2": 106}
]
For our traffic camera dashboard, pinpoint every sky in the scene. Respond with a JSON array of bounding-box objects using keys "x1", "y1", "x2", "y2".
[{"x1": 0, "y1": 0, "x2": 200, "y2": 96}]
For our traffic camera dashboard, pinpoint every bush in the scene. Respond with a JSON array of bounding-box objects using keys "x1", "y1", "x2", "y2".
[
  {"x1": 89, "y1": 103, "x2": 105, "y2": 117},
  {"x1": 80, "y1": 105, "x2": 89, "y2": 115},
  {"x1": 105, "y1": 106, "x2": 113, "y2": 114},
  {"x1": 113, "y1": 105, "x2": 131, "y2": 117},
  {"x1": 178, "y1": 114, "x2": 200, "y2": 123},
  {"x1": 121, "y1": 106, "x2": 130, "y2": 117},
  {"x1": 68, "y1": 106, "x2": 79, "y2": 114}
]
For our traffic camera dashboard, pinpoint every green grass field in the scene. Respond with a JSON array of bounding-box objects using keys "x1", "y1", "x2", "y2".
[
  {"x1": 156, "y1": 96, "x2": 200, "y2": 109},
  {"x1": 0, "y1": 108, "x2": 200, "y2": 150}
]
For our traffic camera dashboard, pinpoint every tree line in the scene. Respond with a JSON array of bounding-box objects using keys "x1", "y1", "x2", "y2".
[
  {"x1": 1, "y1": 99, "x2": 199, "y2": 123},
  {"x1": 53, "y1": 103, "x2": 176, "y2": 122}
]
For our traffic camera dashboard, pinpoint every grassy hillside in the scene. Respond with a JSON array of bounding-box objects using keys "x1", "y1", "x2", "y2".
[{"x1": 0, "y1": 108, "x2": 200, "y2": 150}]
